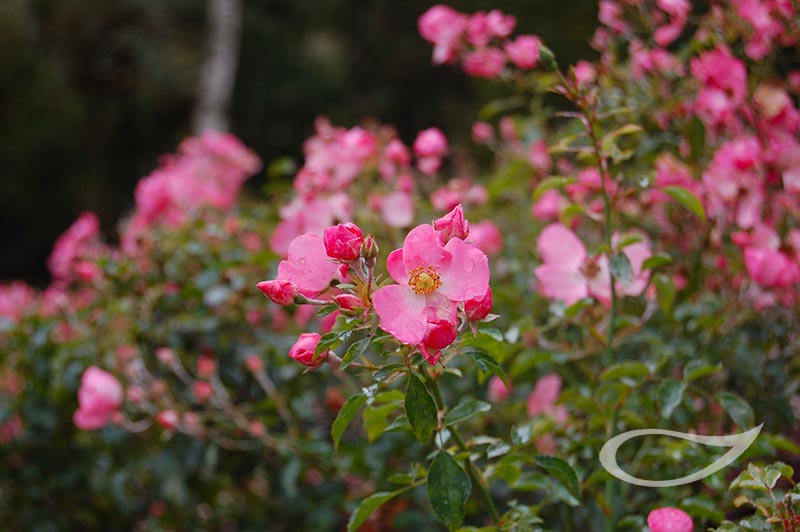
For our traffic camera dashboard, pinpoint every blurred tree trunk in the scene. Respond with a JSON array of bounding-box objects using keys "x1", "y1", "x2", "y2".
[{"x1": 193, "y1": 0, "x2": 243, "y2": 133}]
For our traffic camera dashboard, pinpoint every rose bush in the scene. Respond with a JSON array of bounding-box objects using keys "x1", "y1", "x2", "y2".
[{"x1": 2, "y1": 1, "x2": 800, "y2": 530}]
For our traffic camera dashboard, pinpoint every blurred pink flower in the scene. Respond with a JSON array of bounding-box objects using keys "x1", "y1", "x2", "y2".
[
  {"x1": 418, "y1": 5, "x2": 468, "y2": 65},
  {"x1": 647, "y1": 507, "x2": 693, "y2": 532},
  {"x1": 74, "y1": 366, "x2": 123, "y2": 431}
]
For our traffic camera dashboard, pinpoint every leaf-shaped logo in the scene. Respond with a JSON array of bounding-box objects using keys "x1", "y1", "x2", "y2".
[{"x1": 599, "y1": 424, "x2": 763, "y2": 487}]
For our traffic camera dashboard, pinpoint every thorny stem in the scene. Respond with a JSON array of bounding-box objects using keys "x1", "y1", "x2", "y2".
[{"x1": 424, "y1": 367, "x2": 502, "y2": 526}]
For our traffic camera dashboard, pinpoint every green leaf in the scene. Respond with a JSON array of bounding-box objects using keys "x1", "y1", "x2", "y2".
[
  {"x1": 654, "y1": 273, "x2": 676, "y2": 314},
  {"x1": 347, "y1": 488, "x2": 409, "y2": 531},
  {"x1": 657, "y1": 378, "x2": 686, "y2": 419},
  {"x1": 444, "y1": 399, "x2": 491, "y2": 427},
  {"x1": 532, "y1": 176, "x2": 575, "y2": 201},
  {"x1": 427, "y1": 451, "x2": 472, "y2": 531},
  {"x1": 340, "y1": 336, "x2": 371, "y2": 370},
  {"x1": 405, "y1": 373, "x2": 437, "y2": 443},
  {"x1": 641, "y1": 254, "x2": 672, "y2": 271},
  {"x1": 362, "y1": 404, "x2": 396, "y2": 443},
  {"x1": 683, "y1": 359, "x2": 721, "y2": 381},
  {"x1": 687, "y1": 116, "x2": 706, "y2": 163},
  {"x1": 664, "y1": 186, "x2": 706, "y2": 222},
  {"x1": 609, "y1": 252, "x2": 633, "y2": 284},
  {"x1": 462, "y1": 347, "x2": 509, "y2": 387},
  {"x1": 600, "y1": 361, "x2": 649, "y2": 382},
  {"x1": 331, "y1": 394, "x2": 366, "y2": 450},
  {"x1": 532, "y1": 455, "x2": 581, "y2": 501},
  {"x1": 716, "y1": 392, "x2": 755, "y2": 428}
]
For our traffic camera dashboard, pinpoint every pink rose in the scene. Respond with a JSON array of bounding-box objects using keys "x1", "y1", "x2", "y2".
[
  {"x1": 434, "y1": 204, "x2": 470, "y2": 242},
  {"x1": 257, "y1": 279, "x2": 298, "y2": 305},
  {"x1": 324, "y1": 223, "x2": 364, "y2": 261},
  {"x1": 73, "y1": 366, "x2": 123, "y2": 431},
  {"x1": 413, "y1": 128, "x2": 449, "y2": 158},
  {"x1": 289, "y1": 333, "x2": 327, "y2": 367},
  {"x1": 463, "y1": 48, "x2": 506, "y2": 79},
  {"x1": 464, "y1": 287, "x2": 493, "y2": 321}
]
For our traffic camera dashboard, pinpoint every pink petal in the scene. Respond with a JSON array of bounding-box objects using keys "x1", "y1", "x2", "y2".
[
  {"x1": 527, "y1": 373, "x2": 562, "y2": 416},
  {"x1": 401, "y1": 224, "x2": 447, "y2": 272},
  {"x1": 534, "y1": 265, "x2": 588, "y2": 306},
  {"x1": 537, "y1": 223, "x2": 587, "y2": 268},
  {"x1": 372, "y1": 284, "x2": 427, "y2": 345},
  {"x1": 73, "y1": 408, "x2": 111, "y2": 430},
  {"x1": 437, "y1": 238, "x2": 490, "y2": 301},
  {"x1": 277, "y1": 233, "x2": 340, "y2": 295},
  {"x1": 386, "y1": 248, "x2": 408, "y2": 284}
]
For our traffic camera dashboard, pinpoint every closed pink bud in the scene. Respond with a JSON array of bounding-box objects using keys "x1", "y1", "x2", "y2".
[
  {"x1": 194, "y1": 381, "x2": 213, "y2": 403},
  {"x1": 156, "y1": 347, "x2": 174, "y2": 364},
  {"x1": 413, "y1": 128, "x2": 448, "y2": 158},
  {"x1": 333, "y1": 294, "x2": 363, "y2": 315},
  {"x1": 157, "y1": 410, "x2": 179, "y2": 430},
  {"x1": 465, "y1": 287, "x2": 493, "y2": 321},
  {"x1": 434, "y1": 204, "x2": 470, "y2": 242},
  {"x1": 245, "y1": 354, "x2": 263, "y2": 373},
  {"x1": 323, "y1": 223, "x2": 364, "y2": 261},
  {"x1": 73, "y1": 366, "x2": 123, "y2": 431},
  {"x1": 361, "y1": 235, "x2": 379, "y2": 259},
  {"x1": 197, "y1": 356, "x2": 216, "y2": 378},
  {"x1": 422, "y1": 319, "x2": 458, "y2": 351},
  {"x1": 257, "y1": 279, "x2": 298, "y2": 305},
  {"x1": 472, "y1": 121, "x2": 494, "y2": 144},
  {"x1": 504, "y1": 35, "x2": 541, "y2": 69},
  {"x1": 647, "y1": 507, "x2": 693, "y2": 532},
  {"x1": 289, "y1": 333, "x2": 327, "y2": 367}
]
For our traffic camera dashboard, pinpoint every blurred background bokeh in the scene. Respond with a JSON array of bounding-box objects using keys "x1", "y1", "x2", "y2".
[{"x1": 0, "y1": 0, "x2": 596, "y2": 285}]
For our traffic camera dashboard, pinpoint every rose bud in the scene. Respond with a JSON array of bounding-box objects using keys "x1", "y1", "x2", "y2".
[
  {"x1": 464, "y1": 287, "x2": 493, "y2": 321},
  {"x1": 413, "y1": 128, "x2": 448, "y2": 158},
  {"x1": 156, "y1": 410, "x2": 179, "y2": 430},
  {"x1": 289, "y1": 333, "x2": 327, "y2": 367},
  {"x1": 257, "y1": 279, "x2": 298, "y2": 305},
  {"x1": 194, "y1": 381, "x2": 213, "y2": 403},
  {"x1": 197, "y1": 355, "x2": 216, "y2": 378},
  {"x1": 647, "y1": 507, "x2": 693, "y2": 532},
  {"x1": 73, "y1": 366, "x2": 124, "y2": 431},
  {"x1": 434, "y1": 203, "x2": 470, "y2": 242},
  {"x1": 361, "y1": 235, "x2": 379, "y2": 260},
  {"x1": 323, "y1": 223, "x2": 364, "y2": 261},
  {"x1": 245, "y1": 354, "x2": 263, "y2": 373},
  {"x1": 333, "y1": 293, "x2": 363, "y2": 316},
  {"x1": 487, "y1": 375, "x2": 512, "y2": 403}
]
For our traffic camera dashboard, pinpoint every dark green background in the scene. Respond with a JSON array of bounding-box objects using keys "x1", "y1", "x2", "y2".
[{"x1": 0, "y1": 0, "x2": 596, "y2": 284}]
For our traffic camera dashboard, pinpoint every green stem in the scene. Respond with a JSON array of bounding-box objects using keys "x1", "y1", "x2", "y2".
[
  {"x1": 425, "y1": 369, "x2": 502, "y2": 526},
  {"x1": 583, "y1": 95, "x2": 619, "y2": 532}
]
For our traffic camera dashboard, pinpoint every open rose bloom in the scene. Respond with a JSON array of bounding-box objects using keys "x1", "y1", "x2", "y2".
[{"x1": 373, "y1": 223, "x2": 489, "y2": 363}]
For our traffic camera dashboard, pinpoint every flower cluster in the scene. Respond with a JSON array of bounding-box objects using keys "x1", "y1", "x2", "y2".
[
  {"x1": 259, "y1": 205, "x2": 492, "y2": 366},
  {"x1": 418, "y1": 5, "x2": 543, "y2": 78}
]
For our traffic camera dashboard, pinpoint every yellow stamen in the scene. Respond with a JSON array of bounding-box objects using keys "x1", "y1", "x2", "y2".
[{"x1": 408, "y1": 265, "x2": 442, "y2": 295}]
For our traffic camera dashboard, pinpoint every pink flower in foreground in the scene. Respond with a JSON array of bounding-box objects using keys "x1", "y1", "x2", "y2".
[
  {"x1": 373, "y1": 224, "x2": 490, "y2": 347},
  {"x1": 534, "y1": 223, "x2": 611, "y2": 306},
  {"x1": 275, "y1": 233, "x2": 341, "y2": 297},
  {"x1": 464, "y1": 287, "x2": 493, "y2": 321},
  {"x1": 74, "y1": 366, "x2": 123, "y2": 431},
  {"x1": 324, "y1": 223, "x2": 364, "y2": 261},
  {"x1": 289, "y1": 333, "x2": 327, "y2": 367},
  {"x1": 504, "y1": 35, "x2": 541, "y2": 69},
  {"x1": 257, "y1": 279, "x2": 298, "y2": 305},
  {"x1": 647, "y1": 507, "x2": 693, "y2": 532},
  {"x1": 434, "y1": 204, "x2": 470, "y2": 242}
]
